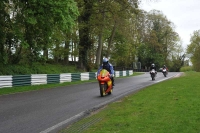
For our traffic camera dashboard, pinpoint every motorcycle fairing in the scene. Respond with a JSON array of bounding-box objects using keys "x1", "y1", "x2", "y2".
[{"x1": 97, "y1": 69, "x2": 112, "y2": 93}]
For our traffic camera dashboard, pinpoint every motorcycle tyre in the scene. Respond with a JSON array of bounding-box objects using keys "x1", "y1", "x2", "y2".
[
  {"x1": 164, "y1": 73, "x2": 166, "y2": 77},
  {"x1": 108, "y1": 87, "x2": 113, "y2": 95},
  {"x1": 151, "y1": 74, "x2": 155, "y2": 81},
  {"x1": 100, "y1": 84, "x2": 106, "y2": 97}
]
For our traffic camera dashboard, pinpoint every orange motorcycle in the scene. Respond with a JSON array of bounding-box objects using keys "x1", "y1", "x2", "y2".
[{"x1": 97, "y1": 69, "x2": 113, "y2": 97}]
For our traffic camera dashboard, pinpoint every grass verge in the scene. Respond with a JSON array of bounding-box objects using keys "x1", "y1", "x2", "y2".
[
  {"x1": 0, "y1": 72, "x2": 143, "y2": 96},
  {"x1": 60, "y1": 71, "x2": 200, "y2": 133}
]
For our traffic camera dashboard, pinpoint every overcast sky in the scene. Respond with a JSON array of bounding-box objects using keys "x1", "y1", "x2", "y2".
[{"x1": 139, "y1": 0, "x2": 200, "y2": 50}]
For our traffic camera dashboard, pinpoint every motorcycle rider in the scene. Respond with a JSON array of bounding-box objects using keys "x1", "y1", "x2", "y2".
[
  {"x1": 162, "y1": 65, "x2": 168, "y2": 74},
  {"x1": 97, "y1": 58, "x2": 115, "y2": 86},
  {"x1": 162, "y1": 65, "x2": 168, "y2": 71},
  {"x1": 150, "y1": 63, "x2": 157, "y2": 75}
]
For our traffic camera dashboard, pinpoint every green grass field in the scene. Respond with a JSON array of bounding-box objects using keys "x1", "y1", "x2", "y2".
[{"x1": 60, "y1": 71, "x2": 200, "y2": 133}]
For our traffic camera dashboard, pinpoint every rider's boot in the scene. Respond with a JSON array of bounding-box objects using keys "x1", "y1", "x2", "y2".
[
  {"x1": 111, "y1": 78, "x2": 115, "y2": 86},
  {"x1": 112, "y1": 82, "x2": 115, "y2": 86}
]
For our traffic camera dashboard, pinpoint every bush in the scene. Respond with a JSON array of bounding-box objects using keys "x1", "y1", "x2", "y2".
[
  {"x1": 180, "y1": 66, "x2": 194, "y2": 72},
  {"x1": 0, "y1": 63, "x2": 85, "y2": 75}
]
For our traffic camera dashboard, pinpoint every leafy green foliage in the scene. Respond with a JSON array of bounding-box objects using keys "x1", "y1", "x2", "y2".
[
  {"x1": 0, "y1": 0, "x2": 79, "y2": 66},
  {"x1": 137, "y1": 10, "x2": 181, "y2": 69},
  {"x1": 0, "y1": 0, "x2": 187, "y2": 73},
  {"x1": 0, "y1": 63, "x2": 83, "y2": 75},
  {"x1": 180, "y1": 66, "x2": 194, "y2": 72},
  {"x1": 187, "y1": 30, "x2": 200, "y2": 72}
]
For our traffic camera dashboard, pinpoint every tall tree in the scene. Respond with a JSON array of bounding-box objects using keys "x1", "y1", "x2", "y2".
[
  {"x1": 5, "y1": 0, "x2": 79, "y2": 65},
  {"x1": 0, "y1": 0, "x2": 11, "y2": 65},
  {"x1": 77, "y1": 0, "x2": 93, "y2": 71},
  {"x1": 137, "y1": 10, "x2": 180, "y2": 69},
  {"x1": 77, "y1": 0, "x2": 139, "y2": 70},
  {"x1": 187, "y1": 30, "x2": 200, "y2": 71}
]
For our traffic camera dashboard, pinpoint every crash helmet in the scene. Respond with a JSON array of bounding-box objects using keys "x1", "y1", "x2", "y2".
[
  {"x1": 103, "y1": 58, "x2": 109, "y2": 65},
  {"x1": 151, "y1": 63, "x2": 155, "y2": 67}
]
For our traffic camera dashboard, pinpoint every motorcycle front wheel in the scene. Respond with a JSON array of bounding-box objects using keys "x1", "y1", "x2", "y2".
[
  {"x1": 151, "y1": 74, "x2": 155, "y2": 80},
  {"x1": 164, "y1": 73, "x2": 166, "y2": 77},
  {"x1": 100, "y1": 84, "x2": 106, "y2": 97},
  {"x1": 108, "y1": 87, "x2": 113, "y2": 95}
]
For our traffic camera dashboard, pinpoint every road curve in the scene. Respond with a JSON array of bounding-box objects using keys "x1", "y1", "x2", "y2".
[{"x1": 0, "y1": 72, "x2": 181, "y2": 133}]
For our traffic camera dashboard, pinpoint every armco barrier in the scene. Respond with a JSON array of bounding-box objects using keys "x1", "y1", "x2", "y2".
[
  {"x1": 89, "y1": 72, "x2": 96, "y2": 80},
  {"x1": 13, "y1": 75, "x2": 31, "y2": 87},
  {"x1": 71, "y1": 73, "x2": 81, "y2": 82},
  {"x1": 31, "y1": 74, "x2": 47, "y2": 85},
  {"x1": 60, "y1": 73, "x2": 71, "y2": 83},
  {"x1": 0, "y1": 75, "x2": 12, "y2": 88},
  {"x1": 0, "y1": 70, "x2": 133, "y2": 89},
  {"x1": 47, "y1": 74, "x2": 60, "y2": 84}
]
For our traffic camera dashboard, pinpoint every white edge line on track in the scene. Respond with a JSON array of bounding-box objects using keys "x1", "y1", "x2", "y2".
[
  {"x1": 156, "y1": 73, "x2": 181, "y2": 83},
  {"x1": 39, "y1": 112, "x2": 85, "y2": 133},
  {"x1": 39, "y1": 93, "x2": 121, "y2": 133},
  {"x1": 156, "y1": 75, "x2": 173, "y2": 83}
]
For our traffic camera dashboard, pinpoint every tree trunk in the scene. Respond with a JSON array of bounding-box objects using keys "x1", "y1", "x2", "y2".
[
  {"x1": 106, "y1": 21, "x2": 117, "y2": 57},
  {"x1": 96, "y1": 33, "x2": 103, "y2": 67},
  {"x1": 96, "y1": 7, "x2": 105, "y2": 67},
  {"x1": 0, "y1": 5, "x2": 7, "y2": 66},
  {"x1": 43, "y1": 49, "x2": 48, "y2": 62},
  {"x1": 78, "y1": 1, "x2": 93, "y2": 71},
  {"x1": 63, "y1": 34, "x2": 70, "y2": 65},
  {"x1": 54, "y1": 43, "x2": 59, "y2": 63}
]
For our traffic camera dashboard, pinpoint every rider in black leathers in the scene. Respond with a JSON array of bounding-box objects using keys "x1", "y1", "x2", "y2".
[{"x1": 150, "y1": 63, "x2": 157, "y2": 75}]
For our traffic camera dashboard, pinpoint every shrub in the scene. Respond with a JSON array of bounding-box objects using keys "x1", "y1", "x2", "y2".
[
  {"x1": 180, "y1": 66, "x2": 194, "y2": 72},
  {"x1": 0, "y1": 63, "x2": 85, "y2": 75}
]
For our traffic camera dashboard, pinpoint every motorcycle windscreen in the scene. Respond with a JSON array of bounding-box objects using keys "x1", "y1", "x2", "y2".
[{"x1": 99, "y1": 69, "x2": 109, "y2": 77}]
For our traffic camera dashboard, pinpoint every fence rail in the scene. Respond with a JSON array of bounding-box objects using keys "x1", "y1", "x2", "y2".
[{"x1": 0, "y1": 70, "x2": 136, "y2": 89}]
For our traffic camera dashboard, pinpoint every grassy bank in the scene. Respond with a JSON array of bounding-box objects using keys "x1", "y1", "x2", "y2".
[
  {"x1": 0, "y1": 72, "x2": 143, "y2": 95},
  {"x1": 0, "y1": 63, "x2": 84, "y2": 75},
  {"x1": 60, "y1": 71, "x2": 200, "y2": 133}
]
